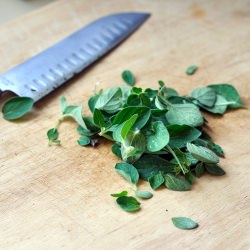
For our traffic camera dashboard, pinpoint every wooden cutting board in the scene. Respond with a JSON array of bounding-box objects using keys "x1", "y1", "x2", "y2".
[{"x1": 0, "y1": 0, "x2": 249, "y2": 249}]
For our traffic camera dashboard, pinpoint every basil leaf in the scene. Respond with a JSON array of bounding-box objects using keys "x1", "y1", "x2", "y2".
[
  {"x1": 116, "y1": 196, "x2": 140, "y2": 212},
  {"x1": 186, "y1": 65, "x2": 198, "y2": 75},
  {"x1": 205, "y1": 164, "x2": 225, "y2": 176},
  {"x1": 95, "y1": 87, "x2": 123, "y2": 114},
  {"x1": 168, "y1": 124, "x2": 201, "y2": 148},
  {"x1": 146, "y1": 121, "x2": 169, "y2": 152},
  {"x1": 195, "y1": 162, "x2": 204, "y2": 178},
  {"x1": 164, "y1": 174, "x2": 191, "y2": 191},
  {"x1": 172, "y1": 217, "x2": 199, "y2": 229},
  {"x1": 135, "y1": 190, "x2": 153, "y2": 199},
  {"x1": 149, "y1": 173, "x2": 165, "y2": 190},
  {"x1": 111, "y1": 190, "x2": 128, "y2": 197},
  {"x1": 208, "y1": 83, "x2": 244, "y2": 108},
  {"x1": 113, "y1": 106, "x2": 151, "y2": 130},
  {"x1": 77, "y1": 136, "x2": 90, "y2": 146},
  {"x1": 190, "y1": 87, "x2": 216, "y2": 107},
  {"x1": 93, "y1": 109, "x2": 105, "y2": 128},
  {"x1": 115, "y1": 162, "x2": 139, "y2": 185},
  {"x1": 133, "y1": 155, "x2": 175, "y2": 180},
  {"x1": 2, "y1": 96, "x2": 34, "y2": 120},
  {"x1": 122, "y1": 70, "x2": 135, "y2": 86},
  {"x1": 166, "y1": 104, "x2": 203, "y2": 127},
  {"x1": 187, "y1": 143, "x2": 219, "y2": 164}
]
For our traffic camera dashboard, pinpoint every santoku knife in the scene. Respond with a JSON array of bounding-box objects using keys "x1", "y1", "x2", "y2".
[{"x1": 0, "y1": 12, "x2": 150, "y2": 102}]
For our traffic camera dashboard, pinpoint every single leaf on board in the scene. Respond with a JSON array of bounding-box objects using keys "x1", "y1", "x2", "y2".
[
  {"x1": 111, "y1": 191, "x2": 128, "y2": 197},
  {"x1": 135, "y1": 190, "x2": 153, "y2": 199},
  {"x1": 116, "y1": 196, "x2": 141, "y2": 212},
  {"x1": 172, "y1": 217, "x2": 199, "y2": 230},
  {"x1": 186, "y1": 65, "x2": 198, "y2": 75},
  {"x1": 2, "y1": 97, "x2": 34, "y2": 120},
  {"x1": 122, "y1": 70, "x2": 135, "y2": 86}
]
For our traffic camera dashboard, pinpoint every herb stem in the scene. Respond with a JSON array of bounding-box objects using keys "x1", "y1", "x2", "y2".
[{"x1": 166, "y1": 145, "x2": 186, "y2": 174}]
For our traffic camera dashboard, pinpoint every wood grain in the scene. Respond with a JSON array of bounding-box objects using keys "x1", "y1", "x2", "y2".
[{"x1": 0, "y1": 0, "x2": 250, "y2": 249}]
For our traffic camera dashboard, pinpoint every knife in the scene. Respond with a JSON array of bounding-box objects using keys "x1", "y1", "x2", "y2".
[{"x1": 0, "y1": 12, "x2": 150, "y2": 102}]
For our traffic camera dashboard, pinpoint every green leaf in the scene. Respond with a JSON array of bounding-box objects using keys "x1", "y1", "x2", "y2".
[
  {"x1": 186, "y1": 65, "x2": 198, "y2": 75},
  {"x1": 146, "y1": 121, "x2": 169, "y2": 152},
  {"x1": 135, "y1": 190, "x2": 153, "y2": 199},
  {"x1": 205, "y1": 164, "x2": 225, "y2": 176},
  {"x1": 195, "y1": 162, "x2": 204, "y2": 178},
  {"x1": 207, "y1": 141, "x2": 224, "y2": 157},
  {"x1": 168, "y1": 124, "x2": 201, "y2": 148},
  {"x1": 93, "y1": 109, "x2": 105, "y2": 128},
  {"x1": 60, "y1": 96, "x2": 67, "y2": 113},
  {"x1": 88, "y1": 94, "x2": 100, "y2": 113},
  {"x1": 208, "y1": 83, "x2": 244, "y2": 108},
  {"x1": 2, "y1": 96, "x2": 34, "y2": 120},
  {"x1": 187, "y1": 143, "x2": 219, "y2": 164},
  {"x1": 111, "y1": 143, "x2": 122, "y2": 159},
  {"x1": 164, "y1": 174, "x2": 191, "y2": 191},
  {"x1": 172, "y1": 217, "x2": 199, "y2": 230},
  {"x1": 62, "y1": 104, "x2": 88, "y2": 130},
  {"x1": 200, "y1": 94, "x2": 228, "y2": 114},
  {"x1": 185, "y1": 172, "x2": 195, "y2": 185},
  {"x1": 121, "y1": 131, "x2": 146, "y2": 163},
  {"x1": 122, "y1": 70, "x2": 135, "y2": 86},
  {"x1": 133, "y1": 155, "x2": 175, "y2": 180},
  {"x1": 47, "y1": 128, "x2": 60, "y2": 144},
  {"x1": 116, "y1": 196, "x2": 140, "y2": 212},
  {"x1": 95, "y1": 87, "x2": 123, "y2": 114},
  {"x1": 111, "y1": 190, "x2": 128, "y2": 197},
  {"x1": 148, "y1": 173, "x2": 165, "y2": 190},
  {"x1": 120, "y1": 114, "x2": 138, "y2": 140},
  {"x1": 115, "y1": 162, "x2": 139, "y2": 185},
  {"x1": 166, "y1": 104, "x2": 203, "y2": 127},
  {"x1": 77, "y1": 136, "x2": 90, "y2": 146},
  {"x1": 190, "y1": 87, "x2": 216, "y2": 107},
  {"x1": 113, "y1": 106, "x2": 151, "y2": 130}
]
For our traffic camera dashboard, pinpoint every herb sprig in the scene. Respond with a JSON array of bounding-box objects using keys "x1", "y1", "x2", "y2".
[{"x1": 47, "y1": 70, "x2": 244, "y2": 220}]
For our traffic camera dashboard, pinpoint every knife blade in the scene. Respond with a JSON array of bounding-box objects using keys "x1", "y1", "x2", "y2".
[{"x1": 0, "y1": 12, "x2": 150, "y2": 102}]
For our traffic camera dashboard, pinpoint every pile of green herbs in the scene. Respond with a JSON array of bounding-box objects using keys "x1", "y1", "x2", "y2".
[{"x1": 47, "y1": 70, "x2": 243, "y2": 224}]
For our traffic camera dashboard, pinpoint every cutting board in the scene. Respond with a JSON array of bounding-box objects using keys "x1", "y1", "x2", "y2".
[{"x1": 0, "y1": 0, "x2": 249, "y2": 249}]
